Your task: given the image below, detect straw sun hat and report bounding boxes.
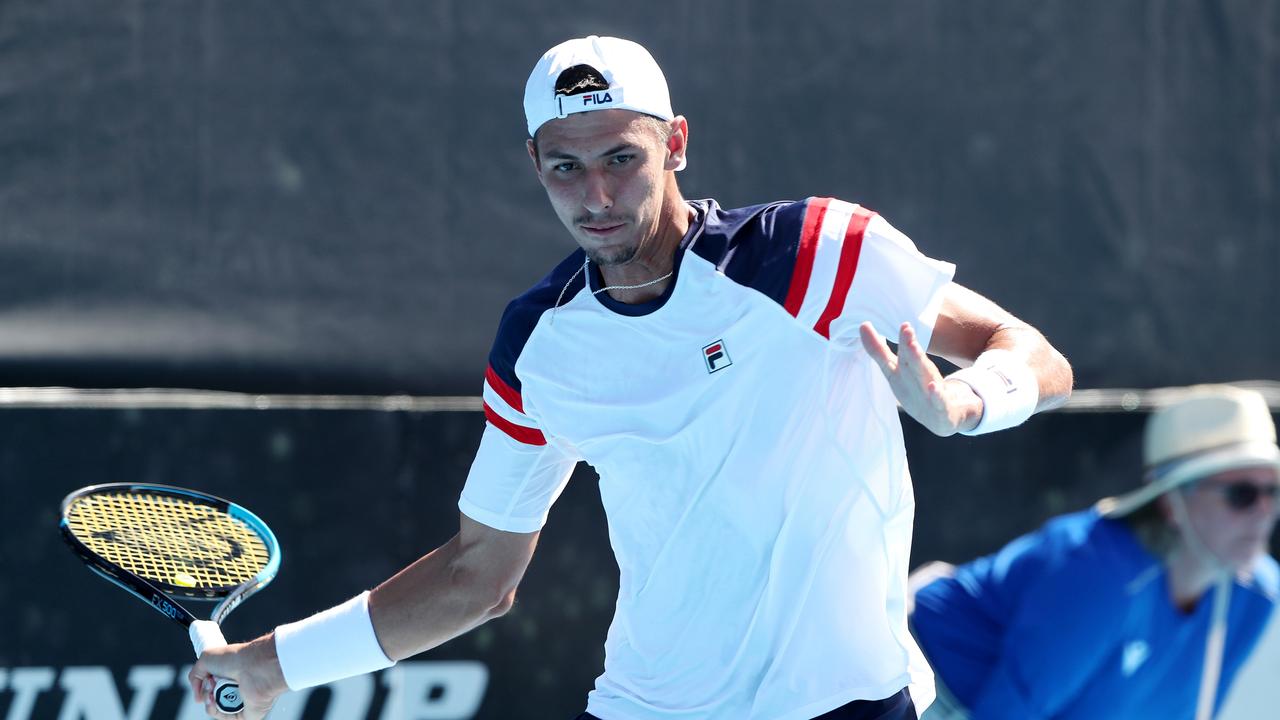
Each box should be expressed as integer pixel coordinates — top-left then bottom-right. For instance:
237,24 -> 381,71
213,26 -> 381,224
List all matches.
1098,385 -> 1280,518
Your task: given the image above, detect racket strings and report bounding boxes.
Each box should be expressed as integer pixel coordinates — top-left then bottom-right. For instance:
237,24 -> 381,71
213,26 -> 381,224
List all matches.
65,492 -> 270,591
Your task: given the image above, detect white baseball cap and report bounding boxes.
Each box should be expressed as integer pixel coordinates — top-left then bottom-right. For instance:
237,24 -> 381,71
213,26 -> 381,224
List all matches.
523,36 -> 684,170
1098,384 -> 1280,517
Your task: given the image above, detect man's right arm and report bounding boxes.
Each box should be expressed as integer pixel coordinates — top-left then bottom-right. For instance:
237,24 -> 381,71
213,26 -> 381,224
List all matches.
369,514 -> 540,660
187,513 -> 539,719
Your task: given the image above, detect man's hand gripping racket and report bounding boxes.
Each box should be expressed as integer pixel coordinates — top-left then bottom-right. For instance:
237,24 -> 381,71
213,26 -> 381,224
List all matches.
59,483 -> 281,715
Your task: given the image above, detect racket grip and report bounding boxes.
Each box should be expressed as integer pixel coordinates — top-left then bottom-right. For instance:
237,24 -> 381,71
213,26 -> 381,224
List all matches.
190,620 -> 245,714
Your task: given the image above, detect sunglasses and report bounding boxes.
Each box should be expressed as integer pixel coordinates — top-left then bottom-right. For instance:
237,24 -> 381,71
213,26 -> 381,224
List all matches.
1198,481 -> 1280,511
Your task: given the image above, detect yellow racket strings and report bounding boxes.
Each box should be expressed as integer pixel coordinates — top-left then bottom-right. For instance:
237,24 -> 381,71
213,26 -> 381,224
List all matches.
65,491 -> 270,590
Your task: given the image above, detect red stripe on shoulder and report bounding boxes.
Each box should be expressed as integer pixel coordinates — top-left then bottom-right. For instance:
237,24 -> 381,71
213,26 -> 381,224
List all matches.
814,206 -> 875,339
782,197 -> 832,317
484,402 -> 546,446
485,365 -> 525,413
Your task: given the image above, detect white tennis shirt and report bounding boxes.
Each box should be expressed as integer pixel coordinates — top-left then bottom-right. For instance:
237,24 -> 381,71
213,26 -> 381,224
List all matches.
461,198 -> 955,720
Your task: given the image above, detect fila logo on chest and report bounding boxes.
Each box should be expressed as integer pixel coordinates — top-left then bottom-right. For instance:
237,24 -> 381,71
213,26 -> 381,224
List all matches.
703,339 -> 732,373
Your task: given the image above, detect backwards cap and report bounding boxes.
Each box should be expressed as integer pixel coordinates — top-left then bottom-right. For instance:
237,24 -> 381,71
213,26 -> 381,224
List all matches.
523,36 -> 684,170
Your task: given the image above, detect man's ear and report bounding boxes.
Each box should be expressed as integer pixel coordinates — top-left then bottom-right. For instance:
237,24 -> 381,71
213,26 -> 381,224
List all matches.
666,116 -> 689,171
527,138 -> 544,181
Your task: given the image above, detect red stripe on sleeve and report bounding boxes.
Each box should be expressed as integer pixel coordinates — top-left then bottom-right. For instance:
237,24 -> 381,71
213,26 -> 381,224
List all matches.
782,197 -> 832,317
484,401 -> 547,446
485,364 -> 525,413
813,207 -> 875,339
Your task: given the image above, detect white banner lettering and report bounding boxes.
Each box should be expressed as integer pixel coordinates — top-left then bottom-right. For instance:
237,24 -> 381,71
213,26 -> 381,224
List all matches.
381,663 -> 488,720
55,666 -> 174,720
271,674 -> 375,720
0,662 -> 488,720
6,667 -> 56,720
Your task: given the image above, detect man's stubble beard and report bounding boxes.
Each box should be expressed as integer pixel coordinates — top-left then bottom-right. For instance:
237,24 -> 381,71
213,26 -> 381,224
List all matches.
585,243 -> 639,267
577,217 -> 641,266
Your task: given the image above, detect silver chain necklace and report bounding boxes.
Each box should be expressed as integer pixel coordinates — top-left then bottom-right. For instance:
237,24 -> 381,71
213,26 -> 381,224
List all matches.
554,258 -> 673,310
550,204 -> 706,322
592,265 -> 674,295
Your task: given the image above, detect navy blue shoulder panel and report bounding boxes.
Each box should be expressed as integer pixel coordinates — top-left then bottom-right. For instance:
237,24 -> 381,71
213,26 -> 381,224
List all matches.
487,249 -> 587,393
686,198 -> 809,306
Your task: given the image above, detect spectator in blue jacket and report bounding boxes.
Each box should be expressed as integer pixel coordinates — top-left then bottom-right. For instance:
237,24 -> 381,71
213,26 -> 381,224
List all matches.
910,384 -> 1280,720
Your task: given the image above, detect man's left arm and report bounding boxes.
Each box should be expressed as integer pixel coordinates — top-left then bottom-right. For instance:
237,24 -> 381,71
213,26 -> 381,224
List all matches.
859,282 -> 1072,437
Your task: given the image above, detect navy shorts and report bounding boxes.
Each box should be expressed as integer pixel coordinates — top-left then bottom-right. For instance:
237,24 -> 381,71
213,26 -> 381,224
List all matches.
574,688 -> 915,720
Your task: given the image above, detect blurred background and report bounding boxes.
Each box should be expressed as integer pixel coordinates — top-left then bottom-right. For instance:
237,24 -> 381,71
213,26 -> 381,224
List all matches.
0,1 -> 1276,718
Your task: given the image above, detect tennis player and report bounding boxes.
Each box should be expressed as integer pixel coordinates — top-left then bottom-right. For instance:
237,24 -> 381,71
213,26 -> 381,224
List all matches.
189,36 -> 1073,719
910,385 -> 1279,719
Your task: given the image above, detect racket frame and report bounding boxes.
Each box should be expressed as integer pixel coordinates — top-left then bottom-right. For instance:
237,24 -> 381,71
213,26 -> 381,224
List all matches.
59,482 -> 282,712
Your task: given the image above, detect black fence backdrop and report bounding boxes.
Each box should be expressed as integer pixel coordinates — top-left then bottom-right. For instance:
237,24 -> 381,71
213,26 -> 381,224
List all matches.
0,0 -> 1276,393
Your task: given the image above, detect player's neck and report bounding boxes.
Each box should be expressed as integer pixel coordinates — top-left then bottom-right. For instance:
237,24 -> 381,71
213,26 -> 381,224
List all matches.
597,185 -> 691,304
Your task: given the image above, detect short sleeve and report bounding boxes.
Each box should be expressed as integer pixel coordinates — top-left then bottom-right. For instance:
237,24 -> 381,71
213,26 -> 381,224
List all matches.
775,198 -> 954,348
458,364 -> 579,533
825,213 -> 956,349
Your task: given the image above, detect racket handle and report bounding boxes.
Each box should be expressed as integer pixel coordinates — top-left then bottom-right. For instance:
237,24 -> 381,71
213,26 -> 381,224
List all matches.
190,620 -> 245,714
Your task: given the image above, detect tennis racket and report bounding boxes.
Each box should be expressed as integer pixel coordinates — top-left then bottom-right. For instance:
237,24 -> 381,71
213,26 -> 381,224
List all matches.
59,483 -> 281,714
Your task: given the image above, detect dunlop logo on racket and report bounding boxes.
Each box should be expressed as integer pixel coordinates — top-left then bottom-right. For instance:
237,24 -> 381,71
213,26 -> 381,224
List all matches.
89,519 -> 247,575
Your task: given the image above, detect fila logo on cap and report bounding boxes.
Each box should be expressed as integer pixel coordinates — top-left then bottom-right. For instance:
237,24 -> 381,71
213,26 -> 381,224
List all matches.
556,90 -> 618,117
703,340 -> 732,374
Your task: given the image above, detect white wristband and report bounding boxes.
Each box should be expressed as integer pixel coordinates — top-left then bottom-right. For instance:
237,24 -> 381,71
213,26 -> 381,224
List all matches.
949,349 -> 1039,436
273,590 -> 395,690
